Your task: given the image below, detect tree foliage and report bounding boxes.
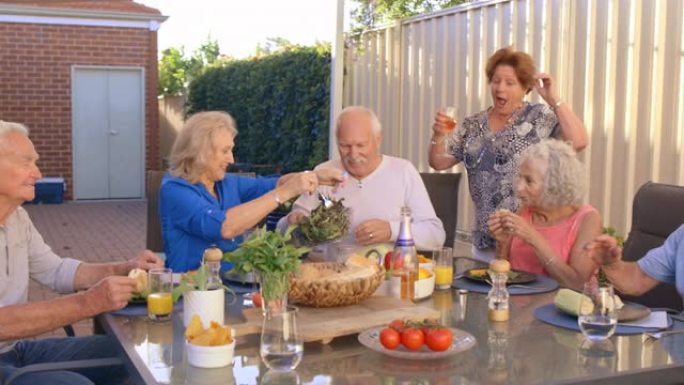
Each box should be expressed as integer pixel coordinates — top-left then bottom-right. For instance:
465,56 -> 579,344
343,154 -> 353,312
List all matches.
158,37 -> 221,95
351,0 -> 467,32
187,45 -> 331,173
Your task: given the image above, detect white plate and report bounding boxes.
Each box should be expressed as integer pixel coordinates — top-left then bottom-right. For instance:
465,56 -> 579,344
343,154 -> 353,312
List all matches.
358,327 -> 476,360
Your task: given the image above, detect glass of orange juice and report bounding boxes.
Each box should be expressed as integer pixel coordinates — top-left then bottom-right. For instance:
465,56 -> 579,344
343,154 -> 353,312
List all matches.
148,268 -> 173,322
434,247 -> 454,290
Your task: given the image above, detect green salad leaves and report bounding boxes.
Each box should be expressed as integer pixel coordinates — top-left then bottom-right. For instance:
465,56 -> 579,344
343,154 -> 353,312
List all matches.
224,226 -> 309,307
224,225 -> 309,275
298,196 -> 351,244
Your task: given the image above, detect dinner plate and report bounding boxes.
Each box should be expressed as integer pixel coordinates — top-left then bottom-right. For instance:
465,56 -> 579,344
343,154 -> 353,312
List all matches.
463,268 -> 537,285
358,327 -> 476,360
128,295 -> 147,305
555,301 -> 651,322
616,302 -> 651,322
223,271 -> 259,284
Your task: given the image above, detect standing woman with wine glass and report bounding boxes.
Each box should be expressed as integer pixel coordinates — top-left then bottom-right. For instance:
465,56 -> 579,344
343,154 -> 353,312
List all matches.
429,47 -> 588,262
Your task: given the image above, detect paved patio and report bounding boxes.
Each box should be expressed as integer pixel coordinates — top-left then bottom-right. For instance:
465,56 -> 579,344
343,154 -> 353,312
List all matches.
24,200 -> 146,338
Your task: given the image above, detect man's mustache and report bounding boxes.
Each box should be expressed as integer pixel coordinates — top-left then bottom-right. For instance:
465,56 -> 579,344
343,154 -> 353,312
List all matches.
344,156 -> 366,164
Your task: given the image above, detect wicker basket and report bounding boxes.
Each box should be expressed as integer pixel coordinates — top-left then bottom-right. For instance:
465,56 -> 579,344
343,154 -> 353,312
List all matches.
289,262 -> 385,308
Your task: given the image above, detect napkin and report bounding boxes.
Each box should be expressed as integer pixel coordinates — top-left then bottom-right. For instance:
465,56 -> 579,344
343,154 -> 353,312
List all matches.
619,311 -> 669,329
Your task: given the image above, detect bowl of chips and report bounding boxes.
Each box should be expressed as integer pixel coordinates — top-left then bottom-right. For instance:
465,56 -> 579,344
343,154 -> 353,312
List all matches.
185,315 -> 236,368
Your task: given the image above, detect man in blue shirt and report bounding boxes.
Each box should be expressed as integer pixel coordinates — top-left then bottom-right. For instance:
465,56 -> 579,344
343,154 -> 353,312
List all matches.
588,224 -> 684,303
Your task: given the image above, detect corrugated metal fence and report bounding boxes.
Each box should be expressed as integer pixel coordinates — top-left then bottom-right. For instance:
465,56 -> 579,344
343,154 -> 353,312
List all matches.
344,0 -> 684,240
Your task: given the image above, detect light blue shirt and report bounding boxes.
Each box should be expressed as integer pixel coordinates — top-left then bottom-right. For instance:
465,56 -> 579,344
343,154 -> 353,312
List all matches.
159,173 -> 277,273
637,224 -> 684,302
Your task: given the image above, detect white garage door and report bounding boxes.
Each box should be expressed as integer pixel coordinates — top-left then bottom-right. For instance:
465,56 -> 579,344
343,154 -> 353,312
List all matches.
72,67 -> 144,200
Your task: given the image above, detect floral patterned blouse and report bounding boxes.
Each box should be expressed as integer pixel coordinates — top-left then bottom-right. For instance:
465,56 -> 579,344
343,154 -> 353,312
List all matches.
446,102 -> 559,249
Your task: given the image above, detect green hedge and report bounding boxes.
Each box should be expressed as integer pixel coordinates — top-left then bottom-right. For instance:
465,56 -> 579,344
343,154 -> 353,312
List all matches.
187,46 -> 331,173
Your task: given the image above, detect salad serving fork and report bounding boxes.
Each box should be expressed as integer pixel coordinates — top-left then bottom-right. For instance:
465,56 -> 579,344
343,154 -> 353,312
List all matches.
319,191 -> 334,208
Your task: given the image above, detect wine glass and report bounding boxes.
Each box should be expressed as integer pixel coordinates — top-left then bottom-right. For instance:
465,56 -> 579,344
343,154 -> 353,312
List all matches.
578,282 -> 618,342
442,106 -> 458,132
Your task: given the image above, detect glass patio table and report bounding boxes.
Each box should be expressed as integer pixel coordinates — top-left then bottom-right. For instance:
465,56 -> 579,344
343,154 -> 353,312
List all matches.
95,287 -> 684,385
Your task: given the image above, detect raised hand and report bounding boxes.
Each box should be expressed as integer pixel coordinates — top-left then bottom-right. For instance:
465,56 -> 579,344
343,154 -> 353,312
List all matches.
131,250 -> 164,271
495,210 -> 541,246
585,235 -> 623,266
488,211 -> 513,244
86,276 -> 137,313
534,72 -> 560,106
432,111 -> 457,138
314,168 -> 346,187
282,171 -> 319,198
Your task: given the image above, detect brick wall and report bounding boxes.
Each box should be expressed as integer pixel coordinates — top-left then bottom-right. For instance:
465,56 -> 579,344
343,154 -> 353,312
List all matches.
0,22 -> 160,199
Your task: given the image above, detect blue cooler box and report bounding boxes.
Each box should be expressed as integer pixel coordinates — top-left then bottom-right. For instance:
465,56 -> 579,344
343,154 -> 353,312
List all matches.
30,177 -> 65,204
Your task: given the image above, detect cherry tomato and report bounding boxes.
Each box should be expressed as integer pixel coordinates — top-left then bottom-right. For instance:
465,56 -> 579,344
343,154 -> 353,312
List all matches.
383,251 -> 404,270
401,327 -> 425,351
384,252 -> 393,270
425,328 -> 453,352
252,292 -> 263,308
379,328 -> 401,350
420,319 -> 439,336
388,319 -> 405,333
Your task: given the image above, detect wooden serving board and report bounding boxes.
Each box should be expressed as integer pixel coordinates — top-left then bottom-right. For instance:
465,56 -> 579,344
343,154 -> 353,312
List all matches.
233,296 -> 440,344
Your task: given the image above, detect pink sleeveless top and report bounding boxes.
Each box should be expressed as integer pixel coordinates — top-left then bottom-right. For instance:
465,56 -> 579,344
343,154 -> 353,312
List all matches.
509,205 -> 597,276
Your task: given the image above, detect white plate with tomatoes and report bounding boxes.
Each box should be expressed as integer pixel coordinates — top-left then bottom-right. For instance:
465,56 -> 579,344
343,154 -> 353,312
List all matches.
358,325 -> 476,360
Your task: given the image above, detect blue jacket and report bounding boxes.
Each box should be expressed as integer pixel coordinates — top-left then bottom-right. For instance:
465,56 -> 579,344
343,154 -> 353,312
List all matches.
159,172 -> 277,272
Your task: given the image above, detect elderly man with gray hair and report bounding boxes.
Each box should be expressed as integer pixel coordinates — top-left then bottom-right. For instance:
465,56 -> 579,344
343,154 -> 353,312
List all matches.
0,121 -> 163,384
488,139 -> 602,290
280,106 -> 445,251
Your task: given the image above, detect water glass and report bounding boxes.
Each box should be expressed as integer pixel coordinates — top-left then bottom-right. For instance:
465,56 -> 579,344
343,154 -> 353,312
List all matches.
262,370 -> 301,385
577,339 -> 617,375
578,282 -> 617,342
434,247 -> 454,290
147,268 -> 173,322
260,306 -> 303,371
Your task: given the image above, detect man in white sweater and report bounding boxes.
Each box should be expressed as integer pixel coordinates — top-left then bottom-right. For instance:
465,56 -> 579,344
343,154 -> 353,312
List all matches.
0,121 -> 163,385
281,106 -> 445,251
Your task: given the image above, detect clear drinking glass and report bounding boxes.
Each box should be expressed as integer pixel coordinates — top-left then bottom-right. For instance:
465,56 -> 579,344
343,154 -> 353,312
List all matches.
147,268 -> 173,322
260,306 -> 303,371
334,243 -> 358,264
578,282 -> 618,341
434,247 -> 454,290
262,370 -> 301,385
442,106 -> 458,131
146,322 -> 173,383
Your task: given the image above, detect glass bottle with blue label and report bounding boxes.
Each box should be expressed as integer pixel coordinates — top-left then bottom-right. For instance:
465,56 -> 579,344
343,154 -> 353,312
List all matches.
392,206 -> 418,301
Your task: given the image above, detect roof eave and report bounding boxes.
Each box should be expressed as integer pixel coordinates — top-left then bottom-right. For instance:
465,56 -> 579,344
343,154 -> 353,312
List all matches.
0,3 -> 167,23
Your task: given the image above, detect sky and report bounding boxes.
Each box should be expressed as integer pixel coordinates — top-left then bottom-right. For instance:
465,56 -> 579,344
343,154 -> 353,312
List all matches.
136,0 -> 347,59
